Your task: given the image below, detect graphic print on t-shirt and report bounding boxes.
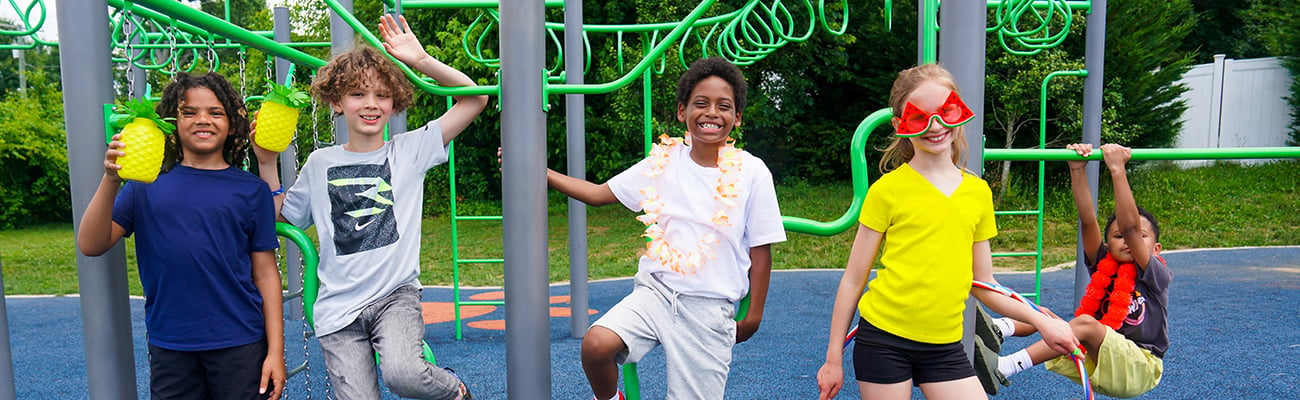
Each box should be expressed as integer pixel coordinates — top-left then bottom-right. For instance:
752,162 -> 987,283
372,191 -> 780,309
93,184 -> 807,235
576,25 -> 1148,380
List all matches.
327,162 -> 399,255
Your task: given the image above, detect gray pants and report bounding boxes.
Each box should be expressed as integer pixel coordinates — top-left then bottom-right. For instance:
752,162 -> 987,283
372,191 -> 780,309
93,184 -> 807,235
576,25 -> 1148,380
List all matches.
594,273 -> 738,400
319,285 -> 461,400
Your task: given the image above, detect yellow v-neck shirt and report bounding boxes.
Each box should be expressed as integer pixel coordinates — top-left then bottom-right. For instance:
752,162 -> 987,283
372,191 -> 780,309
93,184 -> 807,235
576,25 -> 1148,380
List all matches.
857,163 -> 998,344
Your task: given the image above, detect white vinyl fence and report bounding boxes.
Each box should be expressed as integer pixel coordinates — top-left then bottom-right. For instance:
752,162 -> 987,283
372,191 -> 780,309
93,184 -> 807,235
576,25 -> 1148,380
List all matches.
1175,55 -> 1293,166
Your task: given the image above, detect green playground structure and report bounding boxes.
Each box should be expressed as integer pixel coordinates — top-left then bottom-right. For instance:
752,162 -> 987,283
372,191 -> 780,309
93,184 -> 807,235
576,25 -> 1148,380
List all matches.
6,0 -> 1295,398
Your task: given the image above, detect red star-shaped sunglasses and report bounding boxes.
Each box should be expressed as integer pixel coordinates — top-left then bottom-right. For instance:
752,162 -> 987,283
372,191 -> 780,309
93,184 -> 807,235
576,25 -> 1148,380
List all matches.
893,91 -> 975,137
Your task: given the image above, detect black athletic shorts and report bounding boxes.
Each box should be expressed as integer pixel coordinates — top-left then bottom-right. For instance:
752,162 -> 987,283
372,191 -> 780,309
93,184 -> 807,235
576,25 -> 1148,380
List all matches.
148,338 -> 272,400
852,318 -> 975,385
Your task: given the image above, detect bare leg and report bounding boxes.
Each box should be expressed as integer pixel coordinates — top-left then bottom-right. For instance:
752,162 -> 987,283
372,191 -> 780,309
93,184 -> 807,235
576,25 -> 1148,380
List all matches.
581,326 -> 627,399
918,377 -> 989,400
859,380 -> 914,400
1024,314 -> 1109,364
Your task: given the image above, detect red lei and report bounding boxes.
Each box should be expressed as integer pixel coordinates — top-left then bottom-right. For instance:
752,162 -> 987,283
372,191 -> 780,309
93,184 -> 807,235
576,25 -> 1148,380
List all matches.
1074,253 -> 1137,330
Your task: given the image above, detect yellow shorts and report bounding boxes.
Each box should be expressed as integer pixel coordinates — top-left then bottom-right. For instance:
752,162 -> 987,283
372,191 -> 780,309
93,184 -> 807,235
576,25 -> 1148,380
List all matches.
1045,328 -> 1163,398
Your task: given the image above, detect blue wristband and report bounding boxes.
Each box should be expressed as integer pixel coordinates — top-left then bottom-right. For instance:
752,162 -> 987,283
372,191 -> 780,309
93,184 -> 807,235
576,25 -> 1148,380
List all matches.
270,185 -> 285,196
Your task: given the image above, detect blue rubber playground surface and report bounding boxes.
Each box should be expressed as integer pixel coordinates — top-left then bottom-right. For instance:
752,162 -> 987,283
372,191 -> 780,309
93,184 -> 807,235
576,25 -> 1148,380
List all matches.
6,246 -> 1298,399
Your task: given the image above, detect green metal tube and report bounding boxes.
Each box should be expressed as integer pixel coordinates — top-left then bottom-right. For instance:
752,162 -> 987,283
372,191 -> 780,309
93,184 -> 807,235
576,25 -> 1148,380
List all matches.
987,0 -> 1091,11
117,0 -> 326,68
985,147 -> 1300,161
393,0 -> 566,8
275,222 -> 319,327
781,108 -> 892,236
548,0 -> 719,95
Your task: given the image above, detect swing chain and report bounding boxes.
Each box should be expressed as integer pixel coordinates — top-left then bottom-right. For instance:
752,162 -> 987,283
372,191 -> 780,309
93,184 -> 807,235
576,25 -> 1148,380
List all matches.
167,23 -> 179,76
265,51 -> 275,86
206,34 -> 217,72
123,8 -> 136,99
238,48 -> 247,97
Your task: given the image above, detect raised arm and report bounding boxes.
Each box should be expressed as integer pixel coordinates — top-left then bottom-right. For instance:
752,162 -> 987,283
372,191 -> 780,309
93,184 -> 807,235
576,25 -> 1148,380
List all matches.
378,14 -> 488,146
78,135 -> 129,256
817,224 -> 882,400
251,118 -> 288,222
546,168 -> 618,206
1066,143 -> 1102,264
1101,144 -> 1152,270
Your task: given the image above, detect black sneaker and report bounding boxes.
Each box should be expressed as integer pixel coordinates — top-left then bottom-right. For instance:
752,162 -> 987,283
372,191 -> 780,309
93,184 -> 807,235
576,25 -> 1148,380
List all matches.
443,367 -> 474,400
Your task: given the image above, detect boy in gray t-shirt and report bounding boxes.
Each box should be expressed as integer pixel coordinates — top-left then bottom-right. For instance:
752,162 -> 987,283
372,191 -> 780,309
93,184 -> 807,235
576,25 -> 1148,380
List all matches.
254,15 -> 487,400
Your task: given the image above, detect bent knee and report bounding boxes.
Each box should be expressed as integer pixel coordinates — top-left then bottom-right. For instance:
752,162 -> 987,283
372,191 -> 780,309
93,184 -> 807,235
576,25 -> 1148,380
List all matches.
581,326 -> 627,361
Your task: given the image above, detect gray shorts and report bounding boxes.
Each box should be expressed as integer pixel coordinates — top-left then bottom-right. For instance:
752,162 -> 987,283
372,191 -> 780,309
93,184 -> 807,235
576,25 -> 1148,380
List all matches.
593,272 -> 738,400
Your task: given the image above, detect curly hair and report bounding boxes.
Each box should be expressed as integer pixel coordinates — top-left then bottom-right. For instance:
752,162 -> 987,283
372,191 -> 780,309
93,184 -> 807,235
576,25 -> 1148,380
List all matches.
676,56 -> 748,112
311,46 -> 414,114
155,72 -> 250,171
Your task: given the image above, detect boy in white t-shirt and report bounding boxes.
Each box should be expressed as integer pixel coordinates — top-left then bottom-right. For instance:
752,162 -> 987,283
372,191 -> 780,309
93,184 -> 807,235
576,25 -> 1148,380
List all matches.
545,56 -> 787,400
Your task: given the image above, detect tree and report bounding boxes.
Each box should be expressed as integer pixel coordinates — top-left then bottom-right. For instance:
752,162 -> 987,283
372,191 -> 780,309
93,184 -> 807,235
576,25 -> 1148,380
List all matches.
1179,0 -> 1270,63
1101,0 -> 1197,150
1241,0 -> 1300,145
0,62 -> 69,228
984,48 -> 1084,199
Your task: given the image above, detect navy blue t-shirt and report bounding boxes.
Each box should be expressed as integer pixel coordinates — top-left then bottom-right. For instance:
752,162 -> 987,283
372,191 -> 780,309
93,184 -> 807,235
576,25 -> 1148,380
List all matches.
114,165 -> 279,351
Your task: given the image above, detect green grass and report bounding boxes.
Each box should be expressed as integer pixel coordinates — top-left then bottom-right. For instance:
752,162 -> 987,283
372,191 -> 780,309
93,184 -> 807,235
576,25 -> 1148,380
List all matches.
2,160 -> 1297,295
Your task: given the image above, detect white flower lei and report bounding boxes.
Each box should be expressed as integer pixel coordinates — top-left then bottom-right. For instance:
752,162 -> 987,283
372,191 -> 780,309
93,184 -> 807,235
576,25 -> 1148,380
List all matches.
636,133 -> 743,275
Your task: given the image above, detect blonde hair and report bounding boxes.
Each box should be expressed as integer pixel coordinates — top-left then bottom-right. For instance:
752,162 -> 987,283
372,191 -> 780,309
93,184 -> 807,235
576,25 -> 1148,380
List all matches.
878,63 -> 970,173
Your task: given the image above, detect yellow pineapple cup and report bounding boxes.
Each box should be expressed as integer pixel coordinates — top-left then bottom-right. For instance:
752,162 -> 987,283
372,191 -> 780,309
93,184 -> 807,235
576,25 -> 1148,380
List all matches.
109,99 -> 176,184
254,81 -> 310,152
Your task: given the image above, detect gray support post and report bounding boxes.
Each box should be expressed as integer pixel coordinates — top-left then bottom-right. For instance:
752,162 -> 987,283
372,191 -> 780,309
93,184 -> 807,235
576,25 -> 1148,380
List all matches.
58,0 -> 139,398
386,5 -> 407,135
1077,0 -> 1106,304
273,6 -> 304,320
0,258 -> 16,400
501,0 -> 552,395
330,0 -> 353,145
939,0 -> 986,366
563,0 -> 589,338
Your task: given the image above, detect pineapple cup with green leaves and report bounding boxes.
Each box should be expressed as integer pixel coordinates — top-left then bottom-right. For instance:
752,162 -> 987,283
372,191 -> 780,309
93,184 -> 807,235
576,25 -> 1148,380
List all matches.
254,81 -> 310,152
109,99 -> 176,184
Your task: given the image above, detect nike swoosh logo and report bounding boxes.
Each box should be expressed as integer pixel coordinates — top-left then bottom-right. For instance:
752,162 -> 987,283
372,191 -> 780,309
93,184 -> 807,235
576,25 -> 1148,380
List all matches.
355,218 -> 376,231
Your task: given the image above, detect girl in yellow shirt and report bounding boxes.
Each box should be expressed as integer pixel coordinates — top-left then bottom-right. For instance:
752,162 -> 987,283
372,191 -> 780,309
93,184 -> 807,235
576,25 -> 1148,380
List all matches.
815,64 -> 1079,400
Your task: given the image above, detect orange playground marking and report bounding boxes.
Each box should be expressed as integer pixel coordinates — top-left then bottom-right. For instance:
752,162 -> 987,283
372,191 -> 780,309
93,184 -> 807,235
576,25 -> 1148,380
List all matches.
424,290 -> 599,330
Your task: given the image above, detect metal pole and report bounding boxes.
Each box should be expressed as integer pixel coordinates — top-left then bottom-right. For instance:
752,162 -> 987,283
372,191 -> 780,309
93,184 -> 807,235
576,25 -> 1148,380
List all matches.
1078,0 -> 1106,304
14,39 -> 24,97
330,0 -> 354,145
563,0 -> 589,339
940,0 -> 986,366
58,0 -> 139,398
386,3 -> 407,136
273,6 -> 305,320
501,0 -> 551,396
0,258 -> 17,400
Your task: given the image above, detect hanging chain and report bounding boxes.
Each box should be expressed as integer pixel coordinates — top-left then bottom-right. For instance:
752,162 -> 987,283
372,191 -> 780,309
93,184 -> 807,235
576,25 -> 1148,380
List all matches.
300,252 -> 315,400
238,48 -> 248,96
206,34 -> 217,72
124,9 -> 136,99
265,51 -> 275,86
167,24 -> 179,77
310,92 -> 321,151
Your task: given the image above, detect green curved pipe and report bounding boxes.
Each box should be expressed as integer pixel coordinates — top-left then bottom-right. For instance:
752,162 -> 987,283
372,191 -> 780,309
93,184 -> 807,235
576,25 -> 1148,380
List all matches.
781,108 -> 891,236
275,222 -> 319,327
